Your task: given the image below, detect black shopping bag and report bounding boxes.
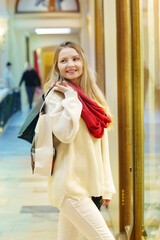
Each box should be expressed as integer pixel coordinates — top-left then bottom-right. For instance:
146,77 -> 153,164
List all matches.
17,98 -> 43,143
18,86 -> 54,144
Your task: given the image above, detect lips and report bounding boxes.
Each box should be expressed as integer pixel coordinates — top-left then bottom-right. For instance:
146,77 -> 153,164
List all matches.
66,69 -> 77,73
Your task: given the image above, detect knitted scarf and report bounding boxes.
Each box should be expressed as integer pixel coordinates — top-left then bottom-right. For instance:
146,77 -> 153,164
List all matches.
68,81 -> 111,138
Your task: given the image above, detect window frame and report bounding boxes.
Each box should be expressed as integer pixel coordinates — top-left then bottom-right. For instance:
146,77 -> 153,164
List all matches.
15,0 -> 80,14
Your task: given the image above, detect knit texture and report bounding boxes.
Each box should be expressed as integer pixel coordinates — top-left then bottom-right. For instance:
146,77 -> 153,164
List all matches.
68,82 -> 111,138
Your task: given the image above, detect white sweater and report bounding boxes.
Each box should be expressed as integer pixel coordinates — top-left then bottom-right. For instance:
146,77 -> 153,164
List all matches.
45,89 -> 116,208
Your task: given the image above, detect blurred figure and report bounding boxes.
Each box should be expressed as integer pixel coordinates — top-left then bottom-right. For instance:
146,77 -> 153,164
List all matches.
2,62 -> 15,88
19,63 -> 41,110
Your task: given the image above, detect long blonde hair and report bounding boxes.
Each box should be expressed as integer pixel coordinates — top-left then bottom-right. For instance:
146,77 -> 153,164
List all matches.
44,41 -> 113,129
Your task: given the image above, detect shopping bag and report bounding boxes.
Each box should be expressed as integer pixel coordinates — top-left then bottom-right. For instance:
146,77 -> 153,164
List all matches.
30,95 -> 55,176
18,98 -> 43,143
18,86 -> 54,144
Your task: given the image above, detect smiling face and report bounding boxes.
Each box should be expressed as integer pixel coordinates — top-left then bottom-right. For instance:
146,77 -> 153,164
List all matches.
57,47 -> 83,85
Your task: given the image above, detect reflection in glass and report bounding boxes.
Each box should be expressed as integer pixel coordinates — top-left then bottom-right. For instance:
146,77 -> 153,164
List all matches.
17,0 -> 49,12
143,0 -> 160,239
55,0 -> 78,11
35,0 -> 49,8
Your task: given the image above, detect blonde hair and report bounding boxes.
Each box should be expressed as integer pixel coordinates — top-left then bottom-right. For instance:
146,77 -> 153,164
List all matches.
44,41 -> 113,129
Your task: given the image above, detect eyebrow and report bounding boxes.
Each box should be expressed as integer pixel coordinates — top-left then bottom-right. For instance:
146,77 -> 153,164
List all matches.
59,54 -> 80,60
72,55 -> 80,57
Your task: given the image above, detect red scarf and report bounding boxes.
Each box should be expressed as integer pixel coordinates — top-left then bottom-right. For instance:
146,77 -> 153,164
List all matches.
68,81 -> 111,138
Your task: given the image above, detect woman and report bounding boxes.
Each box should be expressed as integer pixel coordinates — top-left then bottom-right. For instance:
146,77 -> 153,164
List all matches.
45,41 -> 116,240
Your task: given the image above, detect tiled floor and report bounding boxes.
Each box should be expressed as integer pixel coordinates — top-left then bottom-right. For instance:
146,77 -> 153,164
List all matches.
0,110 -> 113,240
0,110 -> 59,240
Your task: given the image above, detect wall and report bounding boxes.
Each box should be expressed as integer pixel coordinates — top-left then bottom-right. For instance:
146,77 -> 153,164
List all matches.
0,0 -> 8,17
0,0 -> 9,87
88,0 -> 96,71
29,32 -> 80,67
0,18 -> 8,87
104,0 -> 119,235
5,0 -> 27,106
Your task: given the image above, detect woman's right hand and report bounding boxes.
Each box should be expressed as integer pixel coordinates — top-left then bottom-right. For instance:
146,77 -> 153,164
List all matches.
54,80 -> 74,93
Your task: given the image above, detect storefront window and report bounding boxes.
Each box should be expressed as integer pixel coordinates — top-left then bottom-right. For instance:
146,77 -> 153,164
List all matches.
142,0 -> 160,239
17,0 -> 49,12
55,0 -> 79,11
16,0 -> 79,13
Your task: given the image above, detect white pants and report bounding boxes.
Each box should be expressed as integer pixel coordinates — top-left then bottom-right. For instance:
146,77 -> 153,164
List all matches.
58,196 -> 115,240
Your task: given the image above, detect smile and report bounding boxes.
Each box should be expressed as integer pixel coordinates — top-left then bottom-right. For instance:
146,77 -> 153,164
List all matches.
66,69 -> 77,73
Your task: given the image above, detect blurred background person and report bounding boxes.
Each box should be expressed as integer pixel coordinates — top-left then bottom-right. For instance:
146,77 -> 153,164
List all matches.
2,62 -> 15,88
19,63 -> 41,110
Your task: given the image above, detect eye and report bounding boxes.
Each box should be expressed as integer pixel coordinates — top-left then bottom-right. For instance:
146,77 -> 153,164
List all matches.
61,59 -> 66,63
73,57 -> 80,61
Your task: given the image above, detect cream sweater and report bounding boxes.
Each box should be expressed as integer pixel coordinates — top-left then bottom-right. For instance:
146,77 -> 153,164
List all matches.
45,89 -> 116,208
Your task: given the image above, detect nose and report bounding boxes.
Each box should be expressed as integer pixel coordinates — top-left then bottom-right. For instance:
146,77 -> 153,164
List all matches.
67,59 -> 75,67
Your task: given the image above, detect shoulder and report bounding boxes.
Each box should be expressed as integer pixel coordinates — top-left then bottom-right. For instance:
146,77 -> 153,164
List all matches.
46,89 -> 64,103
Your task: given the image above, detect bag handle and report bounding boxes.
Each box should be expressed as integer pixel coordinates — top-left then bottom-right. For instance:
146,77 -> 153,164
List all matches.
42,85 -> 54,101
40,86 -> 55,114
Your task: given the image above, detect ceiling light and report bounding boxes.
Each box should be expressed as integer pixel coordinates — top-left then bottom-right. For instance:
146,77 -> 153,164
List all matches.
35,28 -> 71,34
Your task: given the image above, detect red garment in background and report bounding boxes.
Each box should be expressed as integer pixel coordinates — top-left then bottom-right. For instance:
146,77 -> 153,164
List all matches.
34,51 -> 42,96
34,51 -> 41,84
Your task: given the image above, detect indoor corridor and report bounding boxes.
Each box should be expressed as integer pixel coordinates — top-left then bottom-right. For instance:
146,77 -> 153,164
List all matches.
0,110 -> 113,240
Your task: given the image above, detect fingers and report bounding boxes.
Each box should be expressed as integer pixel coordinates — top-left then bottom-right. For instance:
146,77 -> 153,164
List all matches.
56,80 -> 67,87
61,80 -> 68,87
54,85 -> 64,92
54,80 -> 73,93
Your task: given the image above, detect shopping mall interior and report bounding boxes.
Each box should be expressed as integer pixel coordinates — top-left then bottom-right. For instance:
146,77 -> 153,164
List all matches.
0,0 -> 160,239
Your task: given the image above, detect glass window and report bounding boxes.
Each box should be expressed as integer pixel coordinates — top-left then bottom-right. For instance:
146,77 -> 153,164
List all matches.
16,0 -> 79,13
17,0 -> 49,12
142,0 -> 160,239
55,0 -> 78,11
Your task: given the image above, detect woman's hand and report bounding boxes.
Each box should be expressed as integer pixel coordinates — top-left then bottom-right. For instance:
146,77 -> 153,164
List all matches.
102,199 -> 110,207
54,80 -> 74,93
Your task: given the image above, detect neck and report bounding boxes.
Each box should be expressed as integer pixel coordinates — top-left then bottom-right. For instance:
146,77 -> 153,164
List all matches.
67,78 -> 81,87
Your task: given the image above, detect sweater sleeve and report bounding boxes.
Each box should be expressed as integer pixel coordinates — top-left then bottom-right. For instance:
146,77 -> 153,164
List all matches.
102,130 -> 116,200
46,90 -> 82,144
